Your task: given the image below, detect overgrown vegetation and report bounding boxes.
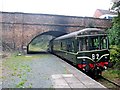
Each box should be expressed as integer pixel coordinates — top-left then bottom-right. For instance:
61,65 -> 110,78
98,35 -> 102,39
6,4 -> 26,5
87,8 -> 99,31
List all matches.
103,1 -> 120,84
110,45 -> 120,71
29,44 -> 46,51
29,35 -> 52,51
107,13 -> 120,71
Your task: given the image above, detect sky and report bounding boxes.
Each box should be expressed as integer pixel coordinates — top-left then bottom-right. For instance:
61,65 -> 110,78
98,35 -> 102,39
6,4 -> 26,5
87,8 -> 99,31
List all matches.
1,0 -> 111,17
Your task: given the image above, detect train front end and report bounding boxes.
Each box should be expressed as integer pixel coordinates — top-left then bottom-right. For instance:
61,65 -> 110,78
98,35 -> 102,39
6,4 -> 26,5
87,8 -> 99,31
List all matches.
76,30 -> 113,75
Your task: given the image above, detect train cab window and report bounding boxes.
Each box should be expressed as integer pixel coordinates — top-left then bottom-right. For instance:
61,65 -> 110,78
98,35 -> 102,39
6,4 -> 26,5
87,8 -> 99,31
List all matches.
78,36 -> 108,51
89,37 -> 100,50
101,37 -> 107,49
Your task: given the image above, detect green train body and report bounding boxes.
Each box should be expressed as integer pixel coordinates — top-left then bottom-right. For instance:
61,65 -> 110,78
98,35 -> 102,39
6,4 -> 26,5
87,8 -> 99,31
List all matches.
49,28 -> 113,75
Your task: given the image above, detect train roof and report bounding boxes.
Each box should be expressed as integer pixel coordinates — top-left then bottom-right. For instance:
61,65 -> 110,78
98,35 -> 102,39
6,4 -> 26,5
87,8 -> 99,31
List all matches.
55,28 -> 106,40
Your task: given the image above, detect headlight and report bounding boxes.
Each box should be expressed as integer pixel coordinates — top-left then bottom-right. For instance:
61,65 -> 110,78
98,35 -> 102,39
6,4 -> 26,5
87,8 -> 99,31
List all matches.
83,59 -> 86,61
82,59 -> 86,64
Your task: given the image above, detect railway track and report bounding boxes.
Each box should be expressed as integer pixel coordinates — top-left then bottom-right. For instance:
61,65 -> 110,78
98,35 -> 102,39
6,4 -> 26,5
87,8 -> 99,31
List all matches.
96,75 -> 120,89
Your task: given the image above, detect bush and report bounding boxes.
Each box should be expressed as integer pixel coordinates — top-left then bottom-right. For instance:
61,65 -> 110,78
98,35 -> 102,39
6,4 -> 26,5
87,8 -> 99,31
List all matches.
110,45 -> 120,71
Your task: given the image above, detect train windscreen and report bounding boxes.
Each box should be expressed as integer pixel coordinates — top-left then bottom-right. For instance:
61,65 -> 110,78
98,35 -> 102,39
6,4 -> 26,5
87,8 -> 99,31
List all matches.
77,35 -> 108,51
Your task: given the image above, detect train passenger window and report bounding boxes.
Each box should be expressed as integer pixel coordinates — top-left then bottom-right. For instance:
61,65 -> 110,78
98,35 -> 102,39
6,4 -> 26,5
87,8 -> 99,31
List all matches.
66,41 -> 71,51
66,40 -> 74,52
61,42 -> 63,49
71,42 -> 74,52
53,41 -> 61,50
62,41 -> 66,51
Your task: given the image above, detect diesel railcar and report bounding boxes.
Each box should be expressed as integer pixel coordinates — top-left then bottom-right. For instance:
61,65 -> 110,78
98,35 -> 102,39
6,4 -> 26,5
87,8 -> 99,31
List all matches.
48,28 -> 113,75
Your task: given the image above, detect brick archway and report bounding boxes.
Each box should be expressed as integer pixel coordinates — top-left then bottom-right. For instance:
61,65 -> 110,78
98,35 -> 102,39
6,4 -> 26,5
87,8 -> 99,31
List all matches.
27,31 -> 68,53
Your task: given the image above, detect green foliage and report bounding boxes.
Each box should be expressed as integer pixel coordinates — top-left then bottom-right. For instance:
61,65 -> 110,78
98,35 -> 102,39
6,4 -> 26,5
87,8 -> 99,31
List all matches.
111,1 -> 120,13
108,0 -> 120,45
16,81 -> 25,88
110,45 -> 120,75
107,12 -> 120,77
108,13 -> 120,45
30,35 -> 52,45
110,45 -> 120,62
29,35 -> 51,51
103,69 -> 120,80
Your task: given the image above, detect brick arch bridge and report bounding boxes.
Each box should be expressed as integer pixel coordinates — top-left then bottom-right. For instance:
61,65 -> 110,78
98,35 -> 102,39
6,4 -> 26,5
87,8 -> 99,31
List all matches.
1,12 -> 112,51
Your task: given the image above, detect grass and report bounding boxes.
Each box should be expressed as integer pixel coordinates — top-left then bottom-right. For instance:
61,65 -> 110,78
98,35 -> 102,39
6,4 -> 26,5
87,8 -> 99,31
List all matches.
97,68 -> 120,88
102,68 -> 120,83
2,53 -> 47,68
100,45 -> 120,87
29,43 -> 48,52
2,54 -> 31,88
16,79 -> 27,88
29,44 -> 45,51
103,69 -> 119,78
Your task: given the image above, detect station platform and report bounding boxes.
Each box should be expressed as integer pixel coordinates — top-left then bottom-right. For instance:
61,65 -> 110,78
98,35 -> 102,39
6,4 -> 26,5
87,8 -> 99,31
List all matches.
51,55 -> 106,88
2,54 -> 107,88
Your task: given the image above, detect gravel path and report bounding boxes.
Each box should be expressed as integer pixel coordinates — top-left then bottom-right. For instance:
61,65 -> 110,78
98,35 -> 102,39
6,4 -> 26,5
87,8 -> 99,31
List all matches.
2,54 -> 70,88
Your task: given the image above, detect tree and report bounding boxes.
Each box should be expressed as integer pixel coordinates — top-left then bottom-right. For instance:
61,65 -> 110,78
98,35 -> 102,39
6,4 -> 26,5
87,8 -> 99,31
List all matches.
108,13 -> 120,45
108,1 -> 120,72
110,0 -> 120,13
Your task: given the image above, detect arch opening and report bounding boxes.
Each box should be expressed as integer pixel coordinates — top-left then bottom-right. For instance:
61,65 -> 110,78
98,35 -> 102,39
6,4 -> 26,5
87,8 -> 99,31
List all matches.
27,31 -> 68,54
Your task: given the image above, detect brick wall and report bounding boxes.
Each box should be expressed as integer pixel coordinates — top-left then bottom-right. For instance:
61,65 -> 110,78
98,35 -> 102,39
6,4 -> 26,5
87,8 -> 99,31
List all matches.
1,12 -> 112,51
